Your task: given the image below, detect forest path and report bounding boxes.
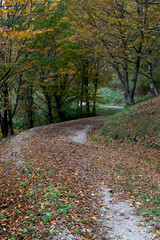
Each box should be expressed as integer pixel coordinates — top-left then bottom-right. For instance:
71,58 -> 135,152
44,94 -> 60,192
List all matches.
0,116 -> 159,239
97,105 -> 124,109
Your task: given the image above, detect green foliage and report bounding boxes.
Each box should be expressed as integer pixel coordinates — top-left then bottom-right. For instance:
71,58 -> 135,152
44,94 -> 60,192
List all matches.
96,107 -> 121,116
1,0 -> 159,137
98,88 -> 125,106
98,88 -> 154,106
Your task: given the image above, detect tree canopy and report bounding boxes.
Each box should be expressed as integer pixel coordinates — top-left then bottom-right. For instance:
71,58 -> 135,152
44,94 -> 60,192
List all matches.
0,0 -> 159,136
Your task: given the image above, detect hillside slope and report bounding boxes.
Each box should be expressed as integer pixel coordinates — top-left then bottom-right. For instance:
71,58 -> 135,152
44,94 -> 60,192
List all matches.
101,97 -> 160,149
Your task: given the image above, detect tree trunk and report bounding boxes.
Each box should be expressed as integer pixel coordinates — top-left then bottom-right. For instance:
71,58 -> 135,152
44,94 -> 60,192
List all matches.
115,53 -> 141,107
1,116 -> 8,137
80,78 -> 84,118
57,110 -> 65,122
43,92 -> 53,123
47,97 -> 53,123
148,58 -> 159,96
1,83 -> 9,137
28,85 -> 34,128
124,92 -> 135,107
92,73 -> 98,116
82,61 -> 90,117
28,111 -> 33,128
150,79 -> 159,96
54,94 -> 65,122
9,120 -> 14,135
40,74 -> 54,123
8,110 -> 14,135
0,115 -> 3,137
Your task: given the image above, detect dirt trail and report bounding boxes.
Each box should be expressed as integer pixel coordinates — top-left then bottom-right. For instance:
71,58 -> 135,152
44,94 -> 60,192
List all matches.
98,105 -> 124,110
0,116 -> 159,239
70,121 -> 155,240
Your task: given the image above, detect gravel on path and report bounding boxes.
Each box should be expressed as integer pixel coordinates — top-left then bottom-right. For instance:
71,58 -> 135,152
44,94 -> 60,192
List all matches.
71,124 -> 155,240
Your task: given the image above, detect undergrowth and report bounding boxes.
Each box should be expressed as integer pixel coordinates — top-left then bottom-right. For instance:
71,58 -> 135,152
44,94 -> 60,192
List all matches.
98,88 -> 153,106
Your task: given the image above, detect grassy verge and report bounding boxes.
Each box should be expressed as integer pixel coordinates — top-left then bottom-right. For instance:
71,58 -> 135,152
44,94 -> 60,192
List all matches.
97,96 -> 160,233
101,97 -> 160,149
98,88 -> 125,106
96,107 -> 121,116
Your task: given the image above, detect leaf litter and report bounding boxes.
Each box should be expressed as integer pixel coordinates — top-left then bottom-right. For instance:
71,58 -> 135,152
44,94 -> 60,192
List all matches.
0,116 -> 160,239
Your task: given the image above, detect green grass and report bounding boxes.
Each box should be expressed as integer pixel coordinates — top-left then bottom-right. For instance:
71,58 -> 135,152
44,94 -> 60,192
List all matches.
96,107 -> 121,116
101,96 -> 160,149
98,88 -> 125,106
98,88 -> 153,106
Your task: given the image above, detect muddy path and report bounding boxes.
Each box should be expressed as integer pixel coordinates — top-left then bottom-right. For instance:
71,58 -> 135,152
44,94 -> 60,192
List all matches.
0,116 -> 159,239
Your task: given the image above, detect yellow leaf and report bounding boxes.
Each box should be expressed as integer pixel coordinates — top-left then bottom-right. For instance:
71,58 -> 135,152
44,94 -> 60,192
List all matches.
64,199 -> 68,204
51,220 -> 55,225
135,202 -> 141,205
90,216 -> 97,220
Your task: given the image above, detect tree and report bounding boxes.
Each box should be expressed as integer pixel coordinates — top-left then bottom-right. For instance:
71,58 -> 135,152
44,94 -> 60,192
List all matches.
0,0 -> 37,136
0,0 -> 74,134
29,0 -> 77,121
69,0 -> 160,106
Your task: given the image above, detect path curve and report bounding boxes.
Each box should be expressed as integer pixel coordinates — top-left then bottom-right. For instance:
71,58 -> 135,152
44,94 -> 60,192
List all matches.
0,116 -> 159,239
70,121 -> 155,240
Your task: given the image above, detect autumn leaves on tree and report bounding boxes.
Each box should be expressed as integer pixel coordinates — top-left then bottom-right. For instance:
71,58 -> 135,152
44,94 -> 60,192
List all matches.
0,0 -> 160,137
69,0 -> 160,105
